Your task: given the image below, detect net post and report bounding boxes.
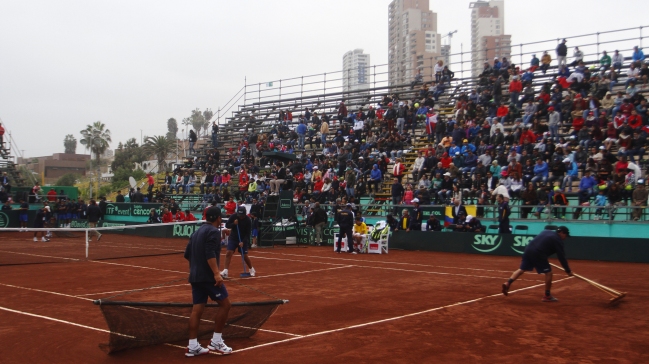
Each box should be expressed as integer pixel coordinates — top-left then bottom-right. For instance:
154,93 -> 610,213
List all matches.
85,229 -> 89,259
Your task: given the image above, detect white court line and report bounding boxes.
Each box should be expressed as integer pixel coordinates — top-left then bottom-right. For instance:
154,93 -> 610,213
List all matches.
0,283 -> 93,301
79,266 -> 354,297
0,250 -> 80,262
89,260 -> 187,274
254,250 -> 514,273
232,277 -> 574,353
0,282 -> 301,338
250,255 -> 542,282
0,305 -> 112,333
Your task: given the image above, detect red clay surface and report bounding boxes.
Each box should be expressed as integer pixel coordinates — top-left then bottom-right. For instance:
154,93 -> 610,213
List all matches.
0,235 -> 648,363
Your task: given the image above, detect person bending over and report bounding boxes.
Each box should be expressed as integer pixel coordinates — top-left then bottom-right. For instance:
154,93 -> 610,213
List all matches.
502,226 -> 573,302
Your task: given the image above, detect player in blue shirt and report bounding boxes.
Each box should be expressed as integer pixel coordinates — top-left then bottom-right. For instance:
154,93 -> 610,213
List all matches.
502,227 -> 573,302
183,207 -> 232,357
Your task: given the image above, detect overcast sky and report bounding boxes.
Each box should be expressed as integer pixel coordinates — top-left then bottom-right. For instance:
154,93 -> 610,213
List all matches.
1,0 -> 646,158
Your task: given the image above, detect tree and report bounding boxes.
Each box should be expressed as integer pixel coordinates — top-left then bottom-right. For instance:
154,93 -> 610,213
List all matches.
80,121 -> 112,199
55,173 -> 80,186
110,138 -> 146,172
64,135 -> 77,154
143,135 -> 175,173
182,108 -> 212,138
166,118 -> 178,141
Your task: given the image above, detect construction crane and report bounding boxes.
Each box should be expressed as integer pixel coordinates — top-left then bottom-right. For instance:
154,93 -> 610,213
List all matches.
442,30 -> 458,47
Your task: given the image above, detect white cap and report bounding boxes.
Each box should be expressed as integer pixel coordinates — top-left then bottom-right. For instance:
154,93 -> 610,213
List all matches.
562,158 -> 571,163
412,198 -> 420,203
465,215 -> 473,223
444,172 -> 451,177
455,152 -> 460,156
599,146 -> 605,150
44,206 -> 50,212
313,166 -> 318,169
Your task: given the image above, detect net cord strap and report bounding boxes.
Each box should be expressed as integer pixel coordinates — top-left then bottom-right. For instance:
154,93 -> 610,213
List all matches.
93,300 -> 288,307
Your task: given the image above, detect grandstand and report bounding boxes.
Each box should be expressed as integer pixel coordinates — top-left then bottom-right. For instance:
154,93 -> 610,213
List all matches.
157,26 -> 649,237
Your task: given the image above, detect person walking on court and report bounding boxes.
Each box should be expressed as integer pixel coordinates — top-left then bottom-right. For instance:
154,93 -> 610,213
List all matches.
497,194 -> 511,234
336,203 -> 354,253
86,199 -> 102,241
312,202 -> 328,246
221,206 -> 256,278
502,227 -> 573,302
184,206 -> 232,357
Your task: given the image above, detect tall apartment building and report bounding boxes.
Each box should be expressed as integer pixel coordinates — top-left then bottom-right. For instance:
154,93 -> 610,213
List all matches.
388,0 -> 442,86
343,49 -> 370,93
469,0 -> 511,77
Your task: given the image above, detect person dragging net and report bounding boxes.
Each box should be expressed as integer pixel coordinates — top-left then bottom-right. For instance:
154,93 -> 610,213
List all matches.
221,206 -> 256,278
502,226 -> 573,302
184,206 -> 233,357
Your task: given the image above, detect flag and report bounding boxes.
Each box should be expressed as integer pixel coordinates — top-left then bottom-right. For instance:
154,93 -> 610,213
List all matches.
444,205 -> 477,226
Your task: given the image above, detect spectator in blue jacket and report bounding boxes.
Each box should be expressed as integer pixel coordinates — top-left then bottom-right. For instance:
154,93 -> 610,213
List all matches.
368,164 -> 382,195
531,158 -> 549,185
561,158 -> 579,192
577,169 -> 598,203
632,46 -> 645,65
296,120 -> 307,149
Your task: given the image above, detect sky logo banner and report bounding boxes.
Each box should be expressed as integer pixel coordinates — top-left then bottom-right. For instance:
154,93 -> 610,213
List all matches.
471,234 -> 502,253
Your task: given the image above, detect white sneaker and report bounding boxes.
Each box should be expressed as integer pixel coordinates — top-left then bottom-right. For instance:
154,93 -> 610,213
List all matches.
33,237 -> 38,242
249,267 -> 256,277
41,237 -> 49,242
220,269 -> 228,278
208,340 -> 232,355
185,345 -> 209,357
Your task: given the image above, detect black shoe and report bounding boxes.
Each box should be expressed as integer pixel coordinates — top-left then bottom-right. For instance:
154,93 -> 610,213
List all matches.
336,250 -> 341,253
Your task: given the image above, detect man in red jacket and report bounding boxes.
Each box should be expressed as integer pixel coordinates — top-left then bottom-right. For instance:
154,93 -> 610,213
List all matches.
509,77 -> 523,105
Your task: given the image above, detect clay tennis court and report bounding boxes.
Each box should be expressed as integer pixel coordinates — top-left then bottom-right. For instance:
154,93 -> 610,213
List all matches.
0,232 -> 648,363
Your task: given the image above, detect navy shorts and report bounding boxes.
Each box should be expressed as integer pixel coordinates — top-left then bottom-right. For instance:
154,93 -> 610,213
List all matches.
227,239 -> 248,254
519,252 -> 551,274
191,282 -> 228,304
251,229 -> 258,238
20,214 -> 28,222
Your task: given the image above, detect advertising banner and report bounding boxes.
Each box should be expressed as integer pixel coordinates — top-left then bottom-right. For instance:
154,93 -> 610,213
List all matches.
389,231 -> 649,263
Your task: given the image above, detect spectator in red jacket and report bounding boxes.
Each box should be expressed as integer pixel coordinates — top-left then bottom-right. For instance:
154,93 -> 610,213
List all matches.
508,77 -> 522,105
537,90 -> 550,105
224,197 -> 237,216
519,126 -> 536,145
496,104 -> 509,119
146,173 -> 154,194
627,109 -> 642,129
161,208 -> 173,223
173,210 -> 185,222
184,210 -> 196,221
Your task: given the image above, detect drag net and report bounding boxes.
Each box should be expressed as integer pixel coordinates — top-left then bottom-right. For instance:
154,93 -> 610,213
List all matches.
0,221 -> 203,266
94,299 -> 286,353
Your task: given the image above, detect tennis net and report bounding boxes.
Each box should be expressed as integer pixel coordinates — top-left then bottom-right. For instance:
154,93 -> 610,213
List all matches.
0,221 -> 204,266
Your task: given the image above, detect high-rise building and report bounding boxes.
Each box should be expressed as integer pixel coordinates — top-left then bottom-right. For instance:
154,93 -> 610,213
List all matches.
469,1 -> 511,77
388,0 -> 442,87
343,49 -> 370,93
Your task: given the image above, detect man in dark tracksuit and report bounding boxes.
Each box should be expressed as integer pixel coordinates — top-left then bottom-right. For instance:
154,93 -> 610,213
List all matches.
336,203 -> 354,253
502,227 -> 573,302
497,194 -> 511,234
184,207 -> 232,357
409,199 -> 423,232
221,206 -> 255,278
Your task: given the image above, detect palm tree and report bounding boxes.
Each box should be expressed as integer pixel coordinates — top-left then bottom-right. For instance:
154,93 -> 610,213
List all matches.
143,135 -> 176,173
80,121 -> 112,198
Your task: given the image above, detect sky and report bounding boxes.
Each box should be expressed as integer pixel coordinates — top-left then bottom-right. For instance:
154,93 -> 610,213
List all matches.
0,0 -> 646,158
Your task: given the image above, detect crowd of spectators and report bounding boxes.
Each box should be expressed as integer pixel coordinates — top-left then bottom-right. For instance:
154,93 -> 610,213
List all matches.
95,44 -> 649,223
